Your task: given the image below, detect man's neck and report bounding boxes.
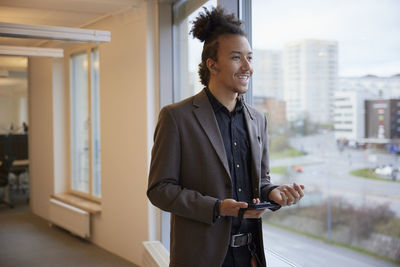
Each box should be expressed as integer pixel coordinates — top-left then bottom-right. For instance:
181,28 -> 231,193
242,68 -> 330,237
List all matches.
208,84 -> 238,112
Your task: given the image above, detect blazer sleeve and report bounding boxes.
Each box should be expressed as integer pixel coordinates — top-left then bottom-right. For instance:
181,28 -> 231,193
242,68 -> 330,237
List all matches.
260,115 -> 280,208
147,107 -> 217,225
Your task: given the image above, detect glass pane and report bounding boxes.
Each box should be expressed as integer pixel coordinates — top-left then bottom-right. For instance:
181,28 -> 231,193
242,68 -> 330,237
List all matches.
70,53 -> 89,194
173,0 -> 217,102
252,0 -> 400,265
91,48 -> 101,198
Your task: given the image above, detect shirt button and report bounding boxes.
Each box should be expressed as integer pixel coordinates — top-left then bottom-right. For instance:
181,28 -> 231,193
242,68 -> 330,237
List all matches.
236,164 -> 240,168
234,142 -> 237,146
238,188 -> 242,192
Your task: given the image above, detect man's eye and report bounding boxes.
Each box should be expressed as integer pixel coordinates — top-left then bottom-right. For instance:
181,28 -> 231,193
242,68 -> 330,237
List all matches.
247,56 -> 253,62
232,56 -> 240,60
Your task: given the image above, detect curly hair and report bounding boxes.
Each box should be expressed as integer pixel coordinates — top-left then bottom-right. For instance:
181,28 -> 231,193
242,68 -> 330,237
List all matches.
190,7 -> 246,86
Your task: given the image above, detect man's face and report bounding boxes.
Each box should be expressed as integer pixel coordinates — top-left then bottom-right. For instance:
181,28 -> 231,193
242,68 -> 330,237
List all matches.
211,34 -> 253,95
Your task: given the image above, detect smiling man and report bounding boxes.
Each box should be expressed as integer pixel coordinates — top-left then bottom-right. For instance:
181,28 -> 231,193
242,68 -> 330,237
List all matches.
147,7 -> 305,267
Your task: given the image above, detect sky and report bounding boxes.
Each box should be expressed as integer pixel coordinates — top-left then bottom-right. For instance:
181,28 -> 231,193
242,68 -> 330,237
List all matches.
252,0 -> 400,77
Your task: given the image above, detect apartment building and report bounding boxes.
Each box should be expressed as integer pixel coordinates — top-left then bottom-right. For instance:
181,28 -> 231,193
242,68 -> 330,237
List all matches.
283,39 -> 338,124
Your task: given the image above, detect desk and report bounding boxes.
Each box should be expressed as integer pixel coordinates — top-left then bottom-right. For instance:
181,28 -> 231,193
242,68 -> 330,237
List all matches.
12,160 -> 29,167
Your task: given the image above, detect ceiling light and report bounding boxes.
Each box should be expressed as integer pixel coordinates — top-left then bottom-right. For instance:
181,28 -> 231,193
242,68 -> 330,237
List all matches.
0,45 -> 63,58
0,22 -> 110,43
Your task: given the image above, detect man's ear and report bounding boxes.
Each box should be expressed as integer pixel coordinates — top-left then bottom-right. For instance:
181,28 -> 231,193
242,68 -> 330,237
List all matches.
206,58 -> 219,73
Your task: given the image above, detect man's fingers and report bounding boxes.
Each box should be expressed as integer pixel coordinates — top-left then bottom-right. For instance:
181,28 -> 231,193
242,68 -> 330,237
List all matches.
286,185 -> 300,204
239,201 -> 248,208
283,187 -> 295,205
280,191 -> 287,205
293,183 -> 305,198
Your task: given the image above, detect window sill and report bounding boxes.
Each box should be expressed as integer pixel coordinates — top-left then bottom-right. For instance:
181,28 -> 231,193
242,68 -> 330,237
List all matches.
51,193 -> 102,214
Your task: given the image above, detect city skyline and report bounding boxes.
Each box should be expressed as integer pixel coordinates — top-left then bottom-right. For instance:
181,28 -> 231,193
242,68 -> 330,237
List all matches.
252,0 -> 400,77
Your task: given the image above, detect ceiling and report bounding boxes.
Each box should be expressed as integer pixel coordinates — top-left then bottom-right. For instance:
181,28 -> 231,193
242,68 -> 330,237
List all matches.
0,0 -> 146,95
0,0 -> 142,72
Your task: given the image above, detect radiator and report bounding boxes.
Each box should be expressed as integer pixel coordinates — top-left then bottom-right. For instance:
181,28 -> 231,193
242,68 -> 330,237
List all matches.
49,198 -> 90,238
142,241 -> 169,267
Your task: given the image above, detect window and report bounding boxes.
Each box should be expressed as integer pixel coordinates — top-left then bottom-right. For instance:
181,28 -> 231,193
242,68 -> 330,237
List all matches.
70,48 -> 101,200
157,0 -> 218,251
173,0 -> 217,102
252,0 -> 400,265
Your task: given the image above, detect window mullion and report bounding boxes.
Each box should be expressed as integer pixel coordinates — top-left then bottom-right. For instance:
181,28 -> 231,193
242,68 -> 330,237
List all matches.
87,49 -> 93,197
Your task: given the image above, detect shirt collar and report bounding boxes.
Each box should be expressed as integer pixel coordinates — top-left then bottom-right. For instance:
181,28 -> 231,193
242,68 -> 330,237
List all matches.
205,87 -> 244,115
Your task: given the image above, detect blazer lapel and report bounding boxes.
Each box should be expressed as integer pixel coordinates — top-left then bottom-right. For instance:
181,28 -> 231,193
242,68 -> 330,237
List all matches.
193,90 -> 231,181
244,107 -> 262,198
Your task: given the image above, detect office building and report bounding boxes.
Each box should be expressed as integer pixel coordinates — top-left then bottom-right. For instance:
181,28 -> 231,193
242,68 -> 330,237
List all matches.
333,90 -> 374,142
253,96 -> 287,127
365,99 -> 400,142
283,39 -> 338,124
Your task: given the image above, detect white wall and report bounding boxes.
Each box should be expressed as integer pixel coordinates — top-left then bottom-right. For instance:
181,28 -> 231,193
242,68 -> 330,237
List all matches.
28,57 -> 55,219
28,1 -> 158,265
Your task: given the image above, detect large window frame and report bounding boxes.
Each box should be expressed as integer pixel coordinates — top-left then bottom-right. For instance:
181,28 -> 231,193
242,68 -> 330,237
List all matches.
69,46 -> 101,202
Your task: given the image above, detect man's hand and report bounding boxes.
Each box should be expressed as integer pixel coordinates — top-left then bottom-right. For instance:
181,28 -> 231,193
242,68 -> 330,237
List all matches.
268,183 -> 305,207
220,198 -> 267,219
220,199 -> 248,217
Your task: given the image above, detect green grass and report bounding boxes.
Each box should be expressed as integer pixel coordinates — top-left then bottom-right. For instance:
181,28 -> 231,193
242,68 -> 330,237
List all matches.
270,148 -> 305,160
270,166 -> 289,174
264,221 -> 400,265
270,162 -> 322,174
350,168 -> 399,183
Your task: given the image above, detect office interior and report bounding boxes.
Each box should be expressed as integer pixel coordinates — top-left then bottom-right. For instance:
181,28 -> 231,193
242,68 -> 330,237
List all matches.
0,0 -> 177,265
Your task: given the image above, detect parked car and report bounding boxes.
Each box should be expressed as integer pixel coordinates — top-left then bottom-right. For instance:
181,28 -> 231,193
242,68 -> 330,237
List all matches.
375,165 -> 399,180
294,166 -> 304,173
375,165 -> 393,176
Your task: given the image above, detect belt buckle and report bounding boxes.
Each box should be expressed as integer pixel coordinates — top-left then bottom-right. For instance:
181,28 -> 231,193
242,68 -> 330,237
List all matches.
230,233 -> 252,248
230,233 -> 243,248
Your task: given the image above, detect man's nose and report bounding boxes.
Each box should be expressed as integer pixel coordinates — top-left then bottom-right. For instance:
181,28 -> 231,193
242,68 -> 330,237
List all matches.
241,58 -> 251,71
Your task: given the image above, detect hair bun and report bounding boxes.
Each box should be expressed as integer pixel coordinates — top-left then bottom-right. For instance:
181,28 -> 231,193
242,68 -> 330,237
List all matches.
190,7 -> 243,43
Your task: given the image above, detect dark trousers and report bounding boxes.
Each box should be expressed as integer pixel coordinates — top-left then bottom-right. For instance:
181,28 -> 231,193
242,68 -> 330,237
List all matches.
222,245 -> 252,267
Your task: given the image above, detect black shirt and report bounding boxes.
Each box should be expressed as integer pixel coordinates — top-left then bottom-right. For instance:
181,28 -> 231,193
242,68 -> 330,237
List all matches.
205,88 -> 258,234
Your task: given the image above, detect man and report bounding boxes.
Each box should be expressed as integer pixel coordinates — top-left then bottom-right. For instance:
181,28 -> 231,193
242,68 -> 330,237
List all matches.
147,7 -> 305,267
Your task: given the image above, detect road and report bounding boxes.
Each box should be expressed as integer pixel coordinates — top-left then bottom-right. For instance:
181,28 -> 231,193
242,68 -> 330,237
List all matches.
263,224 -> 398,267
270,132 -> 400,216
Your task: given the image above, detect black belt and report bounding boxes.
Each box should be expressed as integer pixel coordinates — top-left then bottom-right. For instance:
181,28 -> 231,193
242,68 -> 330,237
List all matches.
230,233 -> 253,248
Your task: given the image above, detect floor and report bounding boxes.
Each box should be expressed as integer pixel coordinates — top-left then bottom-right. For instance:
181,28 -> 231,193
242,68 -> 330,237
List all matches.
0,188 -> 138,267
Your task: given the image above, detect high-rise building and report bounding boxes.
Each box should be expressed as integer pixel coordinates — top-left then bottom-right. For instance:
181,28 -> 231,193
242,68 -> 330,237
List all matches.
283,40 -> 338,124
252,49 -> 283,99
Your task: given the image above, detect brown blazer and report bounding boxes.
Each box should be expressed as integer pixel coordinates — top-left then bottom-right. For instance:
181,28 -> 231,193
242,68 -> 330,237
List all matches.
147,89 -> 277,267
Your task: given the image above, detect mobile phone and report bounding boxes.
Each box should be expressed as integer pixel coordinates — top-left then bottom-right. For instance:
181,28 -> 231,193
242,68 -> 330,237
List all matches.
246,202 -> 280,210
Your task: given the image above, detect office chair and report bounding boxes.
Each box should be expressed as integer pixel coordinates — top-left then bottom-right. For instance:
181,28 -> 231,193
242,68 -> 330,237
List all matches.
0,154 -> 14,208
9,134 -> 29,194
